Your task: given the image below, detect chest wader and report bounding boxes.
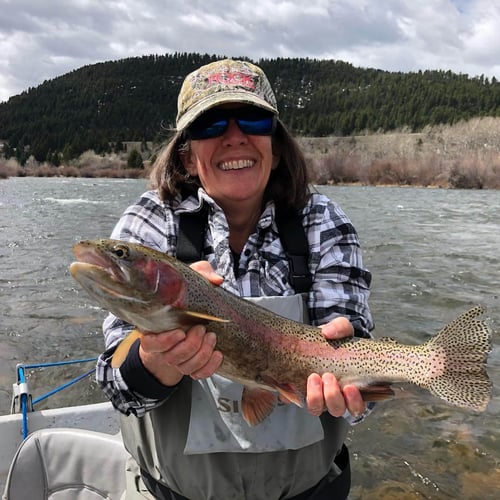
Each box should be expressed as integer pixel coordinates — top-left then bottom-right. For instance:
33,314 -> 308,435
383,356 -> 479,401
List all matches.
120,207 -> 351,500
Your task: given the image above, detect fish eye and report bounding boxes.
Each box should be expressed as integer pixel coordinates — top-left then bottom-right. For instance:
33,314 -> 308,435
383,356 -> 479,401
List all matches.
112,244 -> 129,259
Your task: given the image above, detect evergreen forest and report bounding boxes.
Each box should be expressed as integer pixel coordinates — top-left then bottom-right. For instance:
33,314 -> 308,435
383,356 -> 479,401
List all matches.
0,52 -> 499,164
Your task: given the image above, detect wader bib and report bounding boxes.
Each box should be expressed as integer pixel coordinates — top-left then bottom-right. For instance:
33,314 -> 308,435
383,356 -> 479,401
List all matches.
120,294 -> 350,500
120,204 -> 351,499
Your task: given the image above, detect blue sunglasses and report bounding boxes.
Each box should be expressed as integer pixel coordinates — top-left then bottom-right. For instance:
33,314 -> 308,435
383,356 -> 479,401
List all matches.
186,107 -> 277,140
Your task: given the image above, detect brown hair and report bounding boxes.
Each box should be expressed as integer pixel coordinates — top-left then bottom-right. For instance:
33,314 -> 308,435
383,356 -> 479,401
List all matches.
149,120 -> 310,210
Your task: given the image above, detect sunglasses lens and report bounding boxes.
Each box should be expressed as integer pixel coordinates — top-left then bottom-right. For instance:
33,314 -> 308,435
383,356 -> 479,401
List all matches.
238,116 -> 274,135
187,108 -> 276,140
189,119 -> 228,140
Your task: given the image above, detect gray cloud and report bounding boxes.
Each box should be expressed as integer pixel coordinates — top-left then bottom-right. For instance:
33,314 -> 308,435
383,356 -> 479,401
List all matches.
0,0 -> 499,103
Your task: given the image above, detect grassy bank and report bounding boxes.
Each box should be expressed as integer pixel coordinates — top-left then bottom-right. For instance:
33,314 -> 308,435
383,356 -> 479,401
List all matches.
2,117 -> 500,189
302,116 -> 500,189
307,150 -> 500,189
0,151 -> 150,180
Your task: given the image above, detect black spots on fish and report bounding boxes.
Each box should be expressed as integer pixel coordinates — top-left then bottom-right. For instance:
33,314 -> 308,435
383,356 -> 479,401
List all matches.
429,306 -> 492,360
425,374 -> 492,412
377,337 -> 398,344
422,306 -> 492,412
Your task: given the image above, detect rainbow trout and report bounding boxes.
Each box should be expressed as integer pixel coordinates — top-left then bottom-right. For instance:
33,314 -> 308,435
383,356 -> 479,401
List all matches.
70,239 -> 492,425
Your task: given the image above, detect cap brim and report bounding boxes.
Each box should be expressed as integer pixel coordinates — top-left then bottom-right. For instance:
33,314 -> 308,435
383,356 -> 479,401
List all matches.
176,91 -> 278,130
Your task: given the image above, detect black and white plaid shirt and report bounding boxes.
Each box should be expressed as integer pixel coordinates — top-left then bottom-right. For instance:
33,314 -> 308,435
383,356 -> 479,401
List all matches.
96,188 -> 373,419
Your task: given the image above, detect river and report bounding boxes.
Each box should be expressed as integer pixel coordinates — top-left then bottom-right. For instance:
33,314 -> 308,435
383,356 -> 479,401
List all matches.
1,177 -> 499,498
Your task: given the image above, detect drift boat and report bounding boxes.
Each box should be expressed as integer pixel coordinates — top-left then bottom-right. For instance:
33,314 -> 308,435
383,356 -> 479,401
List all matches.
0,360 -> 127,500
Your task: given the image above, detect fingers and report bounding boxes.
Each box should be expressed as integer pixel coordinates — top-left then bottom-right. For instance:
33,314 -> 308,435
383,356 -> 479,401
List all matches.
306,373 -> 326,416
140,328 -> 186,354
152,325 -> 208,366
320,316 -> 354,340
189,260 -> 224,285
139,325 -> 223,386
173,329 -> 222,380
322,373 -> 347,416
342,384 -> 366,417
306,373 -> 366,418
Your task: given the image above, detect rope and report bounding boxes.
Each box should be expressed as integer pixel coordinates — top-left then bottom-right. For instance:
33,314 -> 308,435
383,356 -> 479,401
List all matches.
15,357 -> 98,439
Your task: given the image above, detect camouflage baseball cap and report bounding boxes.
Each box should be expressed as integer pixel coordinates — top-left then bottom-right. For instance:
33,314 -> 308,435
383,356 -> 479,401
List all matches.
176,59 -> 278,130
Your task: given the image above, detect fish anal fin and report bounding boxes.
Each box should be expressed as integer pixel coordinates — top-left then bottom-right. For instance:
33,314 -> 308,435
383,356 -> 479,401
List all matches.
111,329 -> 143,368
359,383 -> 396,402
259,374 -> 304,407
184,311 -> 230,323
241,387 -> 277,426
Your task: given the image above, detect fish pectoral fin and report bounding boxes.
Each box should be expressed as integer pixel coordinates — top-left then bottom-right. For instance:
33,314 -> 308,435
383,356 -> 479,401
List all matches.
111,329 -> 144,368
183,311 -> 230,323
358,383 -> 396,402
241,387 -> 277,426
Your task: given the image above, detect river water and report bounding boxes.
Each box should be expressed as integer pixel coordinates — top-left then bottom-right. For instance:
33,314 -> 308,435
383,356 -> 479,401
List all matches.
1,177 -> 499,498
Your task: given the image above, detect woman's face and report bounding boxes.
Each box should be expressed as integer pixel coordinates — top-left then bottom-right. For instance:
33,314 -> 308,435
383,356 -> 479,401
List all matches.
181,106 -> 279,212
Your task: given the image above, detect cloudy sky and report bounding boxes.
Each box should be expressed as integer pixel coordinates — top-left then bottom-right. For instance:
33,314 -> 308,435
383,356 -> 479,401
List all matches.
1,0 -> 499,103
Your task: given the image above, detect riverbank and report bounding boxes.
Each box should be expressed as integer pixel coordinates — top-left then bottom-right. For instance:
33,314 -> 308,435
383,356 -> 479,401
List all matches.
2,117 -> 499,188
300,116 -> 500,189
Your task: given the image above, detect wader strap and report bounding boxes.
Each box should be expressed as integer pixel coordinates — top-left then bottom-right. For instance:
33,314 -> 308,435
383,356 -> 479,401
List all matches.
275,208 -> 313,294
176,206 -> 208,264
140,444 -> 350,500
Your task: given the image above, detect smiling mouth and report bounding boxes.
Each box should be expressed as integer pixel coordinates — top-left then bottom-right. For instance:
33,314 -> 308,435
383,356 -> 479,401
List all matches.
218,159 -> 255,171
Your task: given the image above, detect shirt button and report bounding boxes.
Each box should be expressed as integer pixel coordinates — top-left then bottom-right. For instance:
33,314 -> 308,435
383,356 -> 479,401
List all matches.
244,249 -> 251,256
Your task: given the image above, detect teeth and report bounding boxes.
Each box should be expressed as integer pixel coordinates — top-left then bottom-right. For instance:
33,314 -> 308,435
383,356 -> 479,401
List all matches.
218,159 -> 254,171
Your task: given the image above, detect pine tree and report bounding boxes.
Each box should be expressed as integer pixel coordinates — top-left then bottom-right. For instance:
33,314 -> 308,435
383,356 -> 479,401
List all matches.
127,149 -> 143,169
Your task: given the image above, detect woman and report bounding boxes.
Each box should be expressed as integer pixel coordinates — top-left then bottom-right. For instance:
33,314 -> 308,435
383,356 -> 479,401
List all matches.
97,59 -> 373,500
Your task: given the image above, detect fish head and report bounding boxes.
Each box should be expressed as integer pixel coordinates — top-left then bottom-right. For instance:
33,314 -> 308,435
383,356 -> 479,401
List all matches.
70,239 -> 186,330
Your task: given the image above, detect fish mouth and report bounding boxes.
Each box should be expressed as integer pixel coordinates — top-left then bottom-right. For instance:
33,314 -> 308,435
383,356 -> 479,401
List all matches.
72,242 -> 125,282
218,159 -> 255,171
70,243 -> 140,300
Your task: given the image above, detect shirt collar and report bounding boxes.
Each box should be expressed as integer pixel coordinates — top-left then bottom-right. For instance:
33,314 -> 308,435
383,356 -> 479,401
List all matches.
176,188 -> 276,230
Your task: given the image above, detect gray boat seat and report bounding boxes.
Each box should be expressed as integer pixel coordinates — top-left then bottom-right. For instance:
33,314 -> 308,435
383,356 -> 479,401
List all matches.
3,428 -> 128,499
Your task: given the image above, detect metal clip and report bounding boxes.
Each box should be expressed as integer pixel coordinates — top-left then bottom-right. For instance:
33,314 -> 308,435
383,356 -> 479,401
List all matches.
11,381 -> 33,414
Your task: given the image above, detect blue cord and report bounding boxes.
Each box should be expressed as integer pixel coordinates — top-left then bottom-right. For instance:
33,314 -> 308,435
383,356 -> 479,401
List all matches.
16,358 -> 98,439
32,368 -> 95,405
20,358 -> 98,370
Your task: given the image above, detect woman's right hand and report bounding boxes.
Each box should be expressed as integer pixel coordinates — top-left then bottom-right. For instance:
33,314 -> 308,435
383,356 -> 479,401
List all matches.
139,260 -> 224,387
139,325 -> 223,386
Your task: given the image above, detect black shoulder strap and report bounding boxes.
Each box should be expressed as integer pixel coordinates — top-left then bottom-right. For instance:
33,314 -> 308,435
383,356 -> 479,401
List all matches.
275,208 -> 312,294
176,206 -> 208,264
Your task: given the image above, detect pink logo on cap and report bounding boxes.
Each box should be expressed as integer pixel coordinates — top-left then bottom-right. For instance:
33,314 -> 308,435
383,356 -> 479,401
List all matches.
207,72 -> 256,89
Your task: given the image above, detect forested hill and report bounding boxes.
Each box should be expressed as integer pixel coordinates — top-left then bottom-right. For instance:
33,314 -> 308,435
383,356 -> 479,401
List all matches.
1,52 -> 499,163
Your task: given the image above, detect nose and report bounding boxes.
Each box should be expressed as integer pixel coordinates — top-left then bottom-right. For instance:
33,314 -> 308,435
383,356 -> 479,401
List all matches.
221,119 -> 248,145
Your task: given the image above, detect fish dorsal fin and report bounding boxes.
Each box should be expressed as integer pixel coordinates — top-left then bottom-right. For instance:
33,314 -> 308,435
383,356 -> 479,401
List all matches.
111,329 -> 144,368
241,387 -> 277,426
184,311 -> 230,323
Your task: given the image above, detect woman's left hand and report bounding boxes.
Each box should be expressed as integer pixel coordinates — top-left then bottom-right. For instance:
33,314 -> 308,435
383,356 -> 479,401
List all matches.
306,317 -> 366,418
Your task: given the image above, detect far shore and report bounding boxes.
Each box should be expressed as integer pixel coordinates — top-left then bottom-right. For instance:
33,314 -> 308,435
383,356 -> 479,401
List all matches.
2,116 -> 500,189
1,159 -> 498,190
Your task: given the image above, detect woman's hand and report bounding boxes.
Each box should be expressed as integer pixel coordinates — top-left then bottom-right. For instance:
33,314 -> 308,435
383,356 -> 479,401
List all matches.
306,317 -> 366,418
138,261 -> 224,387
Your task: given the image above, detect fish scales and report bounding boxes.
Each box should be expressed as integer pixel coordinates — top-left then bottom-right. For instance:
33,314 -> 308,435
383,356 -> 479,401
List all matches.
181,272 -> 448,386
70,239 -> 493,425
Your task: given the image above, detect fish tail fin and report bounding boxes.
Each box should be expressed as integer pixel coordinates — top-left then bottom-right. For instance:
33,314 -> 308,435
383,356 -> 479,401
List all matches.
423,306 -> 492,411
